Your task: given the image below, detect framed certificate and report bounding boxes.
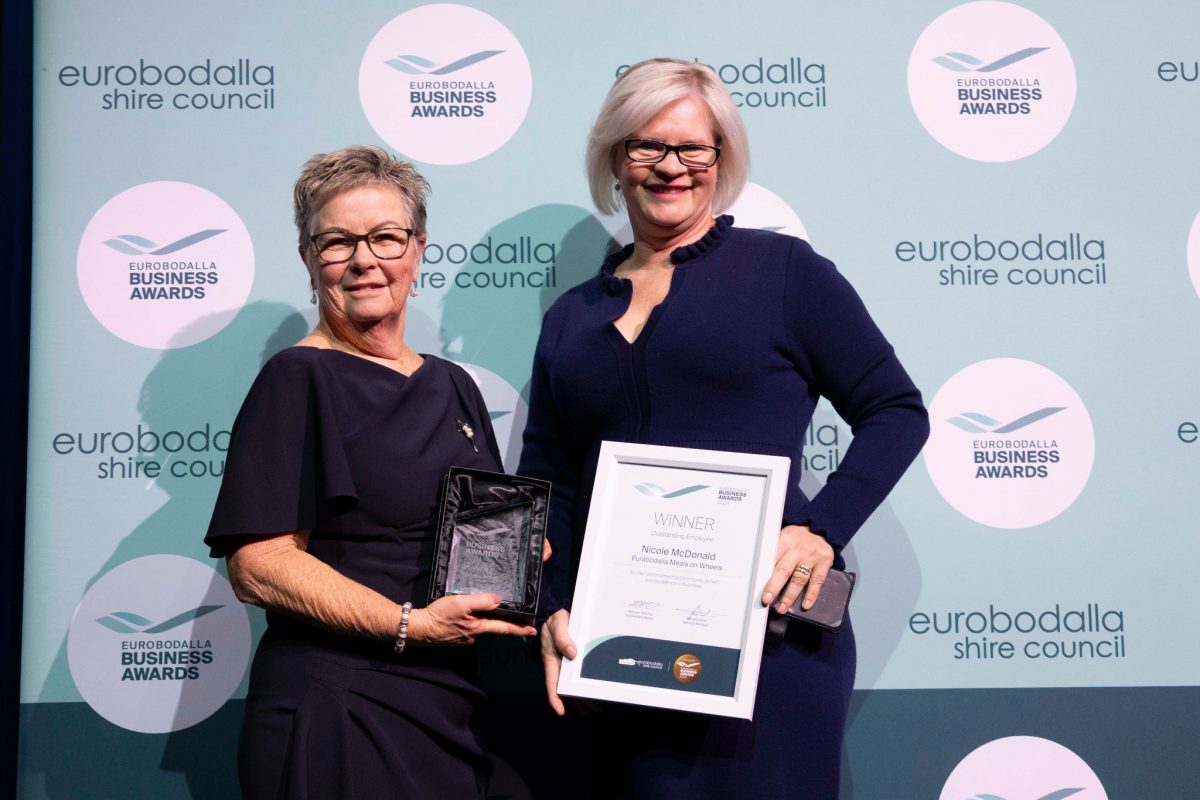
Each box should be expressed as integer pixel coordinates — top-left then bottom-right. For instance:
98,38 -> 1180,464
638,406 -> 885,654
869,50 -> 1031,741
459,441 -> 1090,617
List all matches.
557,441 -> 790,719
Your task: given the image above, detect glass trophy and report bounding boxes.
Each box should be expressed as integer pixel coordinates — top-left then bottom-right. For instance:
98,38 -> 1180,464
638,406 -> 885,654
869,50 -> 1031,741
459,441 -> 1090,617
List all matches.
430,467 -> 550,623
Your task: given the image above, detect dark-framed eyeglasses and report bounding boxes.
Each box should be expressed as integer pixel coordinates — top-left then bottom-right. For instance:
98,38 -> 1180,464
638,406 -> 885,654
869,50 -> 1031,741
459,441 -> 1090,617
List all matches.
308,227 -> 416,264
623,138 -> 721,168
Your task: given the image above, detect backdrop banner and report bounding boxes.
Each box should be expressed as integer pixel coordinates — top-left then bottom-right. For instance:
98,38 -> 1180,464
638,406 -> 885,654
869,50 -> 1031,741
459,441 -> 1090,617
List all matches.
20,2 -> 1199,797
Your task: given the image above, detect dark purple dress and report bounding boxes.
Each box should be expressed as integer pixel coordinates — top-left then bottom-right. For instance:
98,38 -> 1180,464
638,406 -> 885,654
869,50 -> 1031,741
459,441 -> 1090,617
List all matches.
205,348 -> 503,800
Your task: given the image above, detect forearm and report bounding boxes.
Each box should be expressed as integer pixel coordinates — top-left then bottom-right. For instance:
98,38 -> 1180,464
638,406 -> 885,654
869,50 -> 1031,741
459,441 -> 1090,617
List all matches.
800,405 -> 929,546
228,532 -> 400,642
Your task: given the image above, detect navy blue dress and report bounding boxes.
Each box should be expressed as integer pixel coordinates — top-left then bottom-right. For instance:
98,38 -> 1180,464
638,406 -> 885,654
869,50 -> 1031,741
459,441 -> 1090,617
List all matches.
518,217 -> 929,798
206,348 -> 503,800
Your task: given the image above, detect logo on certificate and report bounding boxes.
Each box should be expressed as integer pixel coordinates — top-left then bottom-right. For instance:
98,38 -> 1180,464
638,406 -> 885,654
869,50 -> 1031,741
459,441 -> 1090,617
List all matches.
672,654 -> 703,684
617,656 -> 665,671
716,486 -> 748,504
634,482 -> 709,499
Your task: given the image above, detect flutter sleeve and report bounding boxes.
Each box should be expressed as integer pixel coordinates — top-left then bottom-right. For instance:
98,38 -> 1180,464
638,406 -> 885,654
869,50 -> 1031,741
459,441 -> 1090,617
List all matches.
783,239 -> 930,548
205,350 -> 358,557
517,304 -> 580,621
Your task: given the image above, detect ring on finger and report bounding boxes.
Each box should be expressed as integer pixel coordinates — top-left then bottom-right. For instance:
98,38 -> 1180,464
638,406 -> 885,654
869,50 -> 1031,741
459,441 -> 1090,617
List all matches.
793,564 -> 813,577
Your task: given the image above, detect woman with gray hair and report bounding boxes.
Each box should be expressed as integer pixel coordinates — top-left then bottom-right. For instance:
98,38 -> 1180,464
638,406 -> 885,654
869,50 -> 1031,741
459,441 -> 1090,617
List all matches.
520,58 -> 929,797
206,146 -> 536,799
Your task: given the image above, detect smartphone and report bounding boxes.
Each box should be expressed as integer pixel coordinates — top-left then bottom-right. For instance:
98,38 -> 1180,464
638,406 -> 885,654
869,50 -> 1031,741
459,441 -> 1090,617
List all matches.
784,569 -> 856,632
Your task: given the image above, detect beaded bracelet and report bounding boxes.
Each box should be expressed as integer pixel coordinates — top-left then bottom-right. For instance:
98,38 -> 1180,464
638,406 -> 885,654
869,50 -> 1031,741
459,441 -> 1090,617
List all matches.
394,601 -> 413,654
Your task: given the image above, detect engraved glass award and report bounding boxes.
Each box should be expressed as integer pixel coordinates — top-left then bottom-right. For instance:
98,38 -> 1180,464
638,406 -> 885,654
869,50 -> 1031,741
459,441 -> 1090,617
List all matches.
430,467 -> 550,623
445,499 -> 531,603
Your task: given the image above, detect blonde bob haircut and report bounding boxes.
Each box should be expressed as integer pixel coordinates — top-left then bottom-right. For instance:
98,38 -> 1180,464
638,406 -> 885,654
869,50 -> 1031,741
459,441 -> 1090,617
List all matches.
293,145 -> 430,248
586,57 -> 749,216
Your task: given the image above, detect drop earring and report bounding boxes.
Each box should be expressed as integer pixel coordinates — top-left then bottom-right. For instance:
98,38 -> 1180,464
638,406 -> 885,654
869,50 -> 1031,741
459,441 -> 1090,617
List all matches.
309,287 -> 317,305
409,281 -> 419,298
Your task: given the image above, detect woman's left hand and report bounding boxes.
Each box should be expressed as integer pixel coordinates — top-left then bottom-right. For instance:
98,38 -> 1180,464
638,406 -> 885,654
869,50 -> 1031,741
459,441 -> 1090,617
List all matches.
761,524 -> 835,614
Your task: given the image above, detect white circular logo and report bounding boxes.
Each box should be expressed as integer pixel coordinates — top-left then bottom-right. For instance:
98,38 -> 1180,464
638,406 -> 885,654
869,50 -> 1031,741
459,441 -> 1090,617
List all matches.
1188,209 -> 1200,300
725,182 -> 810,242
77,181 -> 254,350
941,736 -> 1108,799
908,1 -> 1076,162
67,555 -> 251,733
359,4 -> 532,165
924,358 -> 1094,528
457,361 -> 528,471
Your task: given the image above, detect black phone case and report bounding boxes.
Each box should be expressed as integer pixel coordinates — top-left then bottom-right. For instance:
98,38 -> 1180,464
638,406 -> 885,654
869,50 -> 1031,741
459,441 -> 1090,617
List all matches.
784,569 -> 856,631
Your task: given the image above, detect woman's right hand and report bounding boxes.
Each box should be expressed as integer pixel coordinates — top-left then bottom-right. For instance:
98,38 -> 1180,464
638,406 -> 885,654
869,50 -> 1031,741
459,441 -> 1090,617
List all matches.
407,593 -> 536,646
540,609 -> 576,715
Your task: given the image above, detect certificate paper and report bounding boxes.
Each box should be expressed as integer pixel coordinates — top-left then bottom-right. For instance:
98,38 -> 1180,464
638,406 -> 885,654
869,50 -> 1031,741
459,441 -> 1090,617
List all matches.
557,442 -> 789,719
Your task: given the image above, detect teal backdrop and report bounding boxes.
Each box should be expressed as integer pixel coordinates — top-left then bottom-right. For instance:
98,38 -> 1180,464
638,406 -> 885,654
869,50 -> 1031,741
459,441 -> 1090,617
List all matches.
18,2 -> 1200,797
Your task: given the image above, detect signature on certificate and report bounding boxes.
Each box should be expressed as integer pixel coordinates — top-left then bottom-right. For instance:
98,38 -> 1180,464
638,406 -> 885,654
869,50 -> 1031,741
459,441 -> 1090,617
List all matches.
677,604 -> 726,621
627,600 -> 661,610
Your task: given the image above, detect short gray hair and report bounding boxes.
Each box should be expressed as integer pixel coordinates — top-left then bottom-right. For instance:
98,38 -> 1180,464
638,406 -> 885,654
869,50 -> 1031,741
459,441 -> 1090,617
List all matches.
586,58 -> 749,215
293,145 -> 430,247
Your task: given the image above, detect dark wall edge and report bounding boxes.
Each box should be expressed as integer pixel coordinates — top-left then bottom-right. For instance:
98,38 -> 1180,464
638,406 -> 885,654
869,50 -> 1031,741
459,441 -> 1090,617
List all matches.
2,0 -> 34,797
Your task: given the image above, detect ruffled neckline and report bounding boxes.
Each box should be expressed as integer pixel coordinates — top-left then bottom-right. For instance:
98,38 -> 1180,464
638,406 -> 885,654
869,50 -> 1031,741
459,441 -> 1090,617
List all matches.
600,214 -> 734,292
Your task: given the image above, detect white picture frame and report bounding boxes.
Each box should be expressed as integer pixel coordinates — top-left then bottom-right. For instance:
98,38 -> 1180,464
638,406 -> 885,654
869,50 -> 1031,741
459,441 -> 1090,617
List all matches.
557,441 -> 790,719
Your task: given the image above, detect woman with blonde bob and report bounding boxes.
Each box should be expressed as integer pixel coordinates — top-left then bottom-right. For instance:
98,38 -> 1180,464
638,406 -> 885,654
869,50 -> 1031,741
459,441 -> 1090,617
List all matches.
520,58 -> 929,797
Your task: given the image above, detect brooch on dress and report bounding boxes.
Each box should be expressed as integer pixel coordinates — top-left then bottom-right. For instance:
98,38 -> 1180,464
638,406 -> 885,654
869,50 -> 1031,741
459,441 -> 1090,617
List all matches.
456,419 -> 478,452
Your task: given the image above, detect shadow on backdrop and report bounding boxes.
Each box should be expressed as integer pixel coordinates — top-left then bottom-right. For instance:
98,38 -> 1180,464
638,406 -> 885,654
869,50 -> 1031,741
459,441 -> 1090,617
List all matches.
20,301 -> 306,799
431,205 -> 618,798
798,400 -> 922,797
435,203 -> 618,393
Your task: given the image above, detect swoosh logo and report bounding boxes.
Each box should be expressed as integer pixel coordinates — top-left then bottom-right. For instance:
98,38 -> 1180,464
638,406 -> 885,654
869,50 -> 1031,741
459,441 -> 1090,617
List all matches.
386,50 -> 504,75
947,407 -> 1066,434
634,483 -> 709,499
933,47 -> 1049,73
968,789 -> 1084,800
103,229 -> 227,255
95,605 -> 224,634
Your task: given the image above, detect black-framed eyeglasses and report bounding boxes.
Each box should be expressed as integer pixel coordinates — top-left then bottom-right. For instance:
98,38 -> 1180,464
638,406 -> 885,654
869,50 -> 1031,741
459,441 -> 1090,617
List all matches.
623,138 -> 721,168
308,227 -> 416,264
